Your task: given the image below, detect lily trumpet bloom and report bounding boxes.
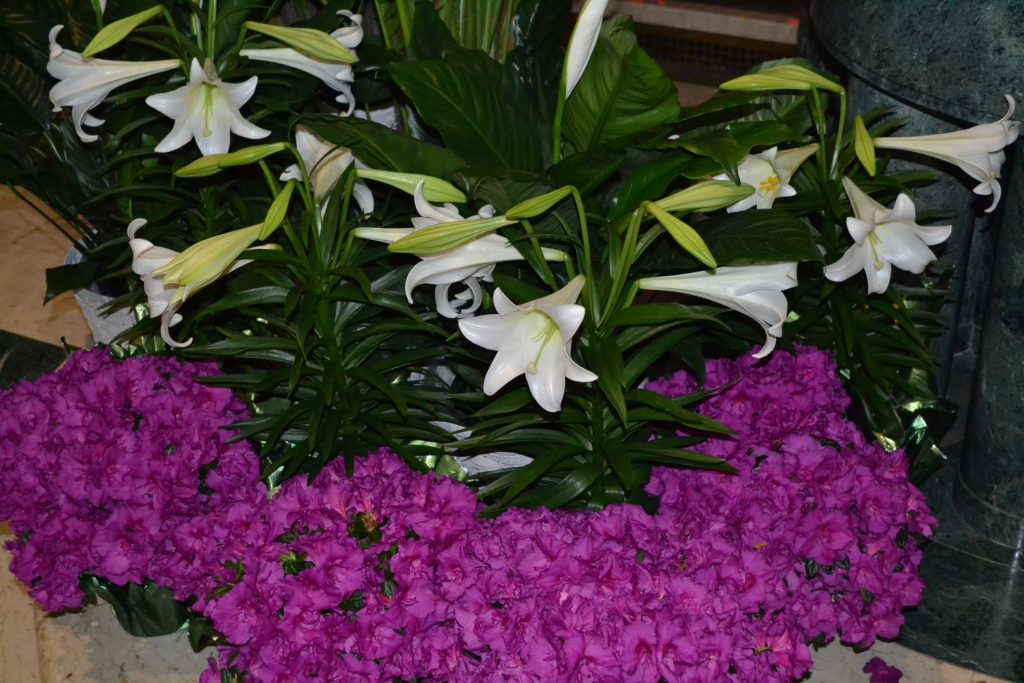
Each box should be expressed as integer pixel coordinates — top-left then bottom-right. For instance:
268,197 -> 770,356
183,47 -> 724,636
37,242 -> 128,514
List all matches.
824,178 -> 952,295
279,125 -> 373,213
713,144 -> 818,212
145,58 -> 270,156
241,11 -> 363,114
874,95 -> 1020,213
639,263 -> 798,358
47,25 -> 180,143
355,183 -> 563,318
127,220 -> 188,347
459,276 -> 598,412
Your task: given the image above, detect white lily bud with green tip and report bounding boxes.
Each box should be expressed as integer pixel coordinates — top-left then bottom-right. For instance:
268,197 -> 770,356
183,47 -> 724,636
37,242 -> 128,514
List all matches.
459,276 -> 597,412
242,11 -> 363,113
639,263 -> 798,358
279,125 -> 374,213
824,178 -> 951,295
47,25 -> 180,143
713,144 -> 818,212
874,95 -> 1019,213
355,183 -> 563,318
145,58 -> 270,156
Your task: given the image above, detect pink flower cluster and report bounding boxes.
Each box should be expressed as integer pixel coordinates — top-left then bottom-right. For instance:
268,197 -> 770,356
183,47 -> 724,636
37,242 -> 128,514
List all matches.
0,347 -> 934,682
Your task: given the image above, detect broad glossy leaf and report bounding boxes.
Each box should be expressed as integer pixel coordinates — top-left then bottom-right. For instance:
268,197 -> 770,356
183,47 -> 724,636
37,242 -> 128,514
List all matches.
697,208 -> 821,265
563,18 -> 679,152
610,153 -> 701,220
547,148 -> 624,195
305,117 -> 466,179
390,49 -> 543,171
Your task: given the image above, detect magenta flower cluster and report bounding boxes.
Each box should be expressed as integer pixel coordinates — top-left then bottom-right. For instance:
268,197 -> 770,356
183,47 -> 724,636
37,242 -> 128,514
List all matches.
0,347 -> 934,682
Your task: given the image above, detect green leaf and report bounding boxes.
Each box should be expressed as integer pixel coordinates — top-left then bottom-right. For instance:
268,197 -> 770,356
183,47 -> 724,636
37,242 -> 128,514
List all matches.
547,148 -> 624,195
473,387 -> 534,417
389,49 -> 543,171
606,303 -> 719,328
304,117 -> 466,179
563,17 -> 679,152
610,153 -> 701,220
506,0 -> 569,123
81,577 -> 188,637
82,5 -> 163,57
698,208 -> 821,265
678,128 -> 744,176
626,389 -> 733,434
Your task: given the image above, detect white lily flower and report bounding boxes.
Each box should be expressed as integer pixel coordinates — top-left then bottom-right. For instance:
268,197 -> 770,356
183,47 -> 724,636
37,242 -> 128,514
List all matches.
563,0 -> 609,98
459,276 -> 597,412
713,144 -> 818,212
145,58 -> 270,156
639,263 -> 798,358
47,25 -> 180,143
875,95 -> 1020,213
356,183 -> 563,318
279,125 -> 373,213
127,219 -> 189,347
823,178 -> 952,295
241,11 -> 363,114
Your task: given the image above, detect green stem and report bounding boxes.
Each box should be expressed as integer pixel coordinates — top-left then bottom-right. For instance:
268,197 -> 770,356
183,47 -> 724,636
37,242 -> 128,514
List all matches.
551,87 -> 567,163
396,0 -> 414,52
808,88 -> 830,186
570,188 -> 595,315
519,218 -> 557,288
205,0 -> 218,59
603,208 -> 641,326
830,90 -> 847,179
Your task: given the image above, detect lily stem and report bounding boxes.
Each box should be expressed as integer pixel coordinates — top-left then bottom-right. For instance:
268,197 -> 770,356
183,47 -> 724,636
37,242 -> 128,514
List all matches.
551,85 -> 567,164
205,0 -> 218,59
830,90 -> 847,179
520,218 -> 558,288
570,188 -> 596,316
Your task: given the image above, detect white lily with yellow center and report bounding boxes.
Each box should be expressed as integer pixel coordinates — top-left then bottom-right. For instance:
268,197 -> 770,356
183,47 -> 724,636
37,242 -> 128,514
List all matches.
713,144 -> 819,212
639,263 -> 798,358
355,183 -> 563,318
47,25 -> 180,143
279,125 -> 373,213
824,178 -> 952,295
874,95 -> 1019,213
459,276 -> 597,412
241,11 -> 363,114
145,58 -> 270,156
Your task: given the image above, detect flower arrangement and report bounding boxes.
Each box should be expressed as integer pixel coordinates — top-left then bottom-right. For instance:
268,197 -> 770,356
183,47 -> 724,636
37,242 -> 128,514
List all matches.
0,0 -> 1018,680
2,347 -> 933,682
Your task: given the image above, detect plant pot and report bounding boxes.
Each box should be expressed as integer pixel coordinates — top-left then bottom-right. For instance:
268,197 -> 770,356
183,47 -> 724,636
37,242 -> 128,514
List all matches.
65,246 -> 135,345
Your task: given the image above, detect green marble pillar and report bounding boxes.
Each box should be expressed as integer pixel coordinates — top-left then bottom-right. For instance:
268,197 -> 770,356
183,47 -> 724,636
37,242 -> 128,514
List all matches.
806,1 -> 1024,677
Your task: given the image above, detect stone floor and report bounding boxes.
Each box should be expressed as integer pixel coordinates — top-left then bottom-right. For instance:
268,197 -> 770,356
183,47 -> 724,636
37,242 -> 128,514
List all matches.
0,186 -> 1012,682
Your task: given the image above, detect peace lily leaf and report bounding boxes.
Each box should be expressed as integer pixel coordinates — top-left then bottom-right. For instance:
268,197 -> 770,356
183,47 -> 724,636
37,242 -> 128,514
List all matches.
389,49 -> 543,171
244,22 -> 357,64
563,16 -> 679,151
82,5 -> 163,58
260,180 -> 294,240
305,118 -> 466,178
698,208 -> 821,265
610,154 -> 700,220
720,62 -> 842,94
854,115 -> 876,177
644,201 -> 717,268
355,169 -> 466,203
506,186 -> 572,219
388,215 -> 517,255
679,129 -> 744,176
176,142 -> 288,177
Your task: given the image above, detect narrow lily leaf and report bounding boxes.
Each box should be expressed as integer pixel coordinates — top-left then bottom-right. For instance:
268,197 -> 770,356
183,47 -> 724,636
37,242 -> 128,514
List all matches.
506,186 -> 573,219
82,5 -> 163,57
355,169 -> 466,203
644,201 -> 717,268
260,181 -> 294,240
655,180 -> 754,214
389,215 -> 517,256
720,63 -> 842,94
853,115 -> 876,177
244,22 -> 356,64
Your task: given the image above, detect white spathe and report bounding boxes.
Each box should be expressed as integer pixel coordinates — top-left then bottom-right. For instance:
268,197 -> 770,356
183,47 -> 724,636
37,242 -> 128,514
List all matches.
279,125 -> 374,213
459,276 -> 597,412
713,144 -> 818,212
47,25 -> 180,143
563,0 -> 609,98
639,263 -> 798,358
241,11 -> 363,114
145,58 -> 270,156
824,178 -> 952,295
875,95 -> 1019,213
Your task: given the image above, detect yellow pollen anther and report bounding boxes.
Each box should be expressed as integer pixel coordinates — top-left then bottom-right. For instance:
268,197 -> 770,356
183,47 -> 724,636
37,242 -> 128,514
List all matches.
758,175 -> 780,194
